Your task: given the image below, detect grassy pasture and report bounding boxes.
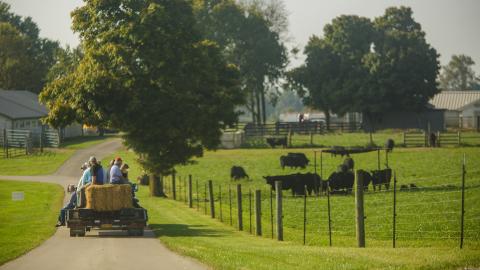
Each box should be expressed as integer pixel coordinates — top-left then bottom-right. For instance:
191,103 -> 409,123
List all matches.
0,180 -> 63,265
137,193 -> 480,270
105,145 -> 480,250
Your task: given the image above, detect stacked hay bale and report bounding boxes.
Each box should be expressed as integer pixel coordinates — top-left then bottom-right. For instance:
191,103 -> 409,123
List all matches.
85,184 -> 133,211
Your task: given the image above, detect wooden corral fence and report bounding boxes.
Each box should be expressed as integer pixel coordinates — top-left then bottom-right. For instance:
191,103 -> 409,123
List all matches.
403,131 -> 480,147
243,122 -> 361,138
0,128 -> 60,158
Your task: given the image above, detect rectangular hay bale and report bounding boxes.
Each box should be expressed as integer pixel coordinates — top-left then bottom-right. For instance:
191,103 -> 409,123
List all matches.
85,184 -> 132,211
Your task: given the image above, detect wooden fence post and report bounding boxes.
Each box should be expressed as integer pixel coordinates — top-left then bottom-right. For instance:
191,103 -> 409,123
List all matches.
458,131 -> 461,146
377,148 -> 381,170
275,181 -> 283,241
423,131 -> 427,147
188,175 -> 193,208
208,180 -> 215,218
460,154 -> 466,249
172,173 -> 176,200
237,184 -> 243,231
255,190 -> 262,236
355,170 -> 366,248
393,172 -> 397,248
288,128 -> 292,148
40,126 -> 44,153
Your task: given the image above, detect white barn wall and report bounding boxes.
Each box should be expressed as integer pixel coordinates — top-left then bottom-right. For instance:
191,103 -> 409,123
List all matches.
0,115 -> 12,129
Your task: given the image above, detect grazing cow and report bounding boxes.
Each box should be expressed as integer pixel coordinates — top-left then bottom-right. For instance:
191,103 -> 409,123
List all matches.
409,183 -> 418,189
280,153 -> 309,169
400,184 -> 409,191
263,174 -> 297,195
263,173 -> 321,196
357,170 -> 373,191
230,166 -> 249,181
385,139 -> 395,152
327,171 -> 354,194
371,168 -> 392,191
266,137 -> 287,148
343,157 -> 354,171
291,173 -> 322,196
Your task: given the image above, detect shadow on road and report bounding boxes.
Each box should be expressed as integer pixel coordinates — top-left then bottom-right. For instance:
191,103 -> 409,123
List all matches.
149,224 -> 228,237
82,229 -> 156,239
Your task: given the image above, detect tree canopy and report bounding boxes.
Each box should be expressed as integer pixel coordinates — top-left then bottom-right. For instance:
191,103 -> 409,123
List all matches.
194,0 -> 288,124
0,1 -> 60,92
439,54 -> 480,91
289,6 -> 440,128
41,0 -> 244,174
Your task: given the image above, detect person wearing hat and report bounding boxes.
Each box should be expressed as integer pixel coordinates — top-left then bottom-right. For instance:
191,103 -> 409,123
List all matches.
110,157 -> 126,184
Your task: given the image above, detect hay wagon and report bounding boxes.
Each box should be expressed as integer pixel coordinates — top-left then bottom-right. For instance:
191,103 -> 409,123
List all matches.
66,184 -> 148,237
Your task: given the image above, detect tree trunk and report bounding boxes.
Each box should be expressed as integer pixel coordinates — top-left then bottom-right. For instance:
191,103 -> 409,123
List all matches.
250,91 -> 256,124
325,110 -> 331,131
260,87 -> 267,124
255,87 -> 261,124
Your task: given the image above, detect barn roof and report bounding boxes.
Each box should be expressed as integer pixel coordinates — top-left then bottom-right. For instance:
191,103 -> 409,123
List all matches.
0,90 -> 48,119
430,91 -> 480,111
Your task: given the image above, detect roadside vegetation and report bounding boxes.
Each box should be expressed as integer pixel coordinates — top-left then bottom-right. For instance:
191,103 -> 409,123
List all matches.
0,180 -> 63,265
0,135 -> 114,175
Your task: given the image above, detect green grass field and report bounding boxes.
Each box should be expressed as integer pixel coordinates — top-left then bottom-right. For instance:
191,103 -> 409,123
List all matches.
138,193 -> 480,270
0,136 -> 114,175
0,180 -> 63,266
103,144 -> 480,269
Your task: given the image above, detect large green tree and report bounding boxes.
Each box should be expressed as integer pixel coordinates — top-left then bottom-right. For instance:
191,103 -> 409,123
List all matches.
0,22 -> 32,89
194,0 -> 288,124
439,54 -> 480,91
289,15 -> 374,129
290,7 -> 440,131
0,1 -> 60,92
364,6 -> 440,117
41,0 -> 243,174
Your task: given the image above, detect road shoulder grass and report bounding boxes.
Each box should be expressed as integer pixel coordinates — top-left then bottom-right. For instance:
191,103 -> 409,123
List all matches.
0,180 -> 63,266
138,188 -> 480,270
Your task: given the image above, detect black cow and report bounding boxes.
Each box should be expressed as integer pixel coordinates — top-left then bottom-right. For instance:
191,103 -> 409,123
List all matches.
280,153 -> 309,169
357,170 -> 373,191
291,173 -> 322,196
230,166 -> 249,181
385,139 -> 395,152
327,171 -> 354,194
343,157 -> 354,171
266,137 -> 287,148
371,168 -> 392,191
264,173 -> 321,196
263,174 -> 297,194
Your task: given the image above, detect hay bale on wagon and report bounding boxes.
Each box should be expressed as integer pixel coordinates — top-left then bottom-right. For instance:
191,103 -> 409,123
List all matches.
112,184 -> 133,209
86,184 -> 132,211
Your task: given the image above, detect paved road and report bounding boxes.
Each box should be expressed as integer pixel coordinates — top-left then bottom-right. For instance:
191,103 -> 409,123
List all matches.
0,139 -> 207,270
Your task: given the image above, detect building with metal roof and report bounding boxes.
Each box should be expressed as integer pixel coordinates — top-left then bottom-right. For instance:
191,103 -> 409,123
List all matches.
0,90 -> 83,138
429,91 -> 480,129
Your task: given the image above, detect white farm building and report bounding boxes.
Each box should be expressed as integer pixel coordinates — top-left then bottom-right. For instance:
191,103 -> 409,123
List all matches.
430,91 -> 480,129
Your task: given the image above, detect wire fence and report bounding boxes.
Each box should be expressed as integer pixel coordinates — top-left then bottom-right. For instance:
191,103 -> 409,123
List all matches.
159,165 -> 480,249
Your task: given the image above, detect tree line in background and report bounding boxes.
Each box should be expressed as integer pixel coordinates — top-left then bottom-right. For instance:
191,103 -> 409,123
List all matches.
0,0 -> 479,174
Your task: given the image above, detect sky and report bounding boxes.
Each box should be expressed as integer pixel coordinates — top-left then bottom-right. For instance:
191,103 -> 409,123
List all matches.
4,0 -> 480,73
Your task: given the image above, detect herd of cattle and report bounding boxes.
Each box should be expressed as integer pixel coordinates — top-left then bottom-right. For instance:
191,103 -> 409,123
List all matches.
230,153 -> 393,196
